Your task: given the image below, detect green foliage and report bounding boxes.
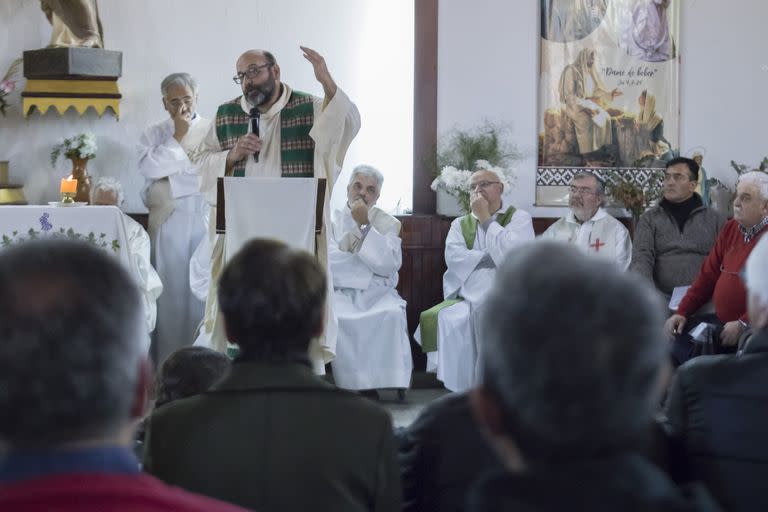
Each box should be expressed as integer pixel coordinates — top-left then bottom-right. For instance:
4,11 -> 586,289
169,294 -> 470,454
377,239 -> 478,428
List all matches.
428,121 -> 522,177
605,169 -> 665,222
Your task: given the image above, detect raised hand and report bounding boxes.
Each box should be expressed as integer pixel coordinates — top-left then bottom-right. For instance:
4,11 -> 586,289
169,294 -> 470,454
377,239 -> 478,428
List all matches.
171,106 -> 193,142
470,191 -> 491,224
350,198 -> 370,227
300,46 -> 337,99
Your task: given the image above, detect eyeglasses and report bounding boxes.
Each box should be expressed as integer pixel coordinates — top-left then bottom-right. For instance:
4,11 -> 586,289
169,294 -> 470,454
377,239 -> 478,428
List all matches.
469,181 -> 500,191
232,63 -> 273,84
568,186 -> 598,196
167,98 -> 194,109
663,172 -> 695,183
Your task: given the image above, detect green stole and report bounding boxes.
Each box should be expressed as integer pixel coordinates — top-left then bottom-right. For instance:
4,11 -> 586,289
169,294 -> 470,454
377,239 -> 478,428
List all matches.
214,90 -> 316,178
419,205 -> 517,353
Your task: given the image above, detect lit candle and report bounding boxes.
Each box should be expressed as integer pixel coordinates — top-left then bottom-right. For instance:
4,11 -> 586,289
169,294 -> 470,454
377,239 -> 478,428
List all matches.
60,176 -> 77,194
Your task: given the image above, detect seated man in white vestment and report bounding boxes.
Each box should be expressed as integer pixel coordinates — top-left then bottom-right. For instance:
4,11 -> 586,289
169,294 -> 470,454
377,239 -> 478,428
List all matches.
91,178 -> 163,354
540,171 -> 632,270
418,165 -> 535,392
137,72 -> 208,364
192,47 -> 360,370
328,165 -> 412,394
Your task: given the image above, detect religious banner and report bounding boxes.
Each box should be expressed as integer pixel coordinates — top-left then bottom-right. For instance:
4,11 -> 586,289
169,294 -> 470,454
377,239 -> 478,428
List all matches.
536,0 -> 679,206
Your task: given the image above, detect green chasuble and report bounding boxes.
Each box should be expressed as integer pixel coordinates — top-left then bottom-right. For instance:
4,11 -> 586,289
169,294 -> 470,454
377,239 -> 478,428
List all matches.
214,90 -> 315,177
419,205 -> 517,353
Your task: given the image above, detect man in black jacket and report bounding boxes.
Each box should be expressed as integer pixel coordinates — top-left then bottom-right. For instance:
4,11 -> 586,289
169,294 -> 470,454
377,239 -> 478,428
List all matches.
665,234 -> 768,511
144,239 -> 401,512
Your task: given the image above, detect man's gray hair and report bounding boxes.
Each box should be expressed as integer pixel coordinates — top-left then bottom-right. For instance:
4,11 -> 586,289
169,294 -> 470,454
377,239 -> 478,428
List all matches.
0,240 -> 145,446
480,241 -> 666,461
737,171 -> 768,200
746,234 -> 768,306
161,72 -> 198,97
92,176 -> 124,205
572,171 -> 606,197
348,164 -> 384,189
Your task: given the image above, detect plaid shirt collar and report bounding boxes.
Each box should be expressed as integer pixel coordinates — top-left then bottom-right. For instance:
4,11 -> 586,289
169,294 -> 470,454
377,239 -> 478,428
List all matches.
739,216 -> 768,243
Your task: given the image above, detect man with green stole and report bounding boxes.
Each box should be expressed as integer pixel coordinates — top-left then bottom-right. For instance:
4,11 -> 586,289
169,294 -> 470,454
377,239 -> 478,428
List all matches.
192,47 -> 360,370
417,164 -> 534,391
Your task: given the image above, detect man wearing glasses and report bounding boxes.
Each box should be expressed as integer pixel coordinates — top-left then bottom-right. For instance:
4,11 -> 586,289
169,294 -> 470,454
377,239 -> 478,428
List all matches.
193,47 -> 360,362
138,72 -> 210,365
417,163 -> 534,392
540,171 -> 632,270
631,157 -> 724,303
666,171 -> 768,365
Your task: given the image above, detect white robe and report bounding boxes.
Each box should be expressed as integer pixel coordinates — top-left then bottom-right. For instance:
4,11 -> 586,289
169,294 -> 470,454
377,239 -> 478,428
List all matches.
417,207 -> 535,392
328,206 -> 412,390
123,214 -> 163,354
192,83 -> 361,371
138,115 -> 209,364
540,207 -> 632,271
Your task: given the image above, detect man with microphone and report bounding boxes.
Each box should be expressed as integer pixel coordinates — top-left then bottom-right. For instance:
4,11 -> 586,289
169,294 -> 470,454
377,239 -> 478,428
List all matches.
193,47 -> 361,365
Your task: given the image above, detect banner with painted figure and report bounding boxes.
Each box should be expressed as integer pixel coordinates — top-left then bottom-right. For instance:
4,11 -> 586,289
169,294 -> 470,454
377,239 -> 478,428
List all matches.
536,0 -> 679,206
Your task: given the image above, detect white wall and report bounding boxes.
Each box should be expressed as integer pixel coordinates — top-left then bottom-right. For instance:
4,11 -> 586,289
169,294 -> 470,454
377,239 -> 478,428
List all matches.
0,0 -> 414,213
438,0 -> 768,217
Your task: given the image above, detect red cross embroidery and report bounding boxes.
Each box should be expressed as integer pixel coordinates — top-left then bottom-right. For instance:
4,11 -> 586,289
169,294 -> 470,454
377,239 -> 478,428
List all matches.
590,239 -> 605,252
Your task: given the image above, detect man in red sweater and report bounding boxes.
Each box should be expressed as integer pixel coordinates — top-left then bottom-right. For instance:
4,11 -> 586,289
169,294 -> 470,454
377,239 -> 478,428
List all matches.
0,240 -> 247,512
665,171 -> 768,365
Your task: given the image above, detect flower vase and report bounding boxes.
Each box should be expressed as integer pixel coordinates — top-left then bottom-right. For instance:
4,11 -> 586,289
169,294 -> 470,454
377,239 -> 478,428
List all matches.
69,157 -> 91,204
436,189 -> 462,217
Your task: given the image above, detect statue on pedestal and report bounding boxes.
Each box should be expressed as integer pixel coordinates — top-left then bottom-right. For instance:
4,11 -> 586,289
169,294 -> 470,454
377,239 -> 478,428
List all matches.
40,0 -> 103,48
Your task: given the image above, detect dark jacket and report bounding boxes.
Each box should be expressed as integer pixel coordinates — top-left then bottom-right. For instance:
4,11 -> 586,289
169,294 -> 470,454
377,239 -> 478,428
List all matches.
144,361 -> 401,512
398,392 -> 502,512
631,195 -> 725,298
664,329 -> 768,511
467,453 -> 721,512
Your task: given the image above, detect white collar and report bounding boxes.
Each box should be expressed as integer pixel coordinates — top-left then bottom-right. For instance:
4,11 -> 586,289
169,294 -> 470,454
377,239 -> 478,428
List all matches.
566,207 -> 607,225
240,83 -> 293,119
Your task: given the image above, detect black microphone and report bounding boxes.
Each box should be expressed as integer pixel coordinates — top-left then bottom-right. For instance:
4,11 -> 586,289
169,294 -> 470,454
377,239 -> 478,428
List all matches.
249,107 -> 260,162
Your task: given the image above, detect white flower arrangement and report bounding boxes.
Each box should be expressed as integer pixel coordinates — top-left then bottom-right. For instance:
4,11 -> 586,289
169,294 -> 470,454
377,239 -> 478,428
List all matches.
50,132 -> 98,167
431,160 -> 516,214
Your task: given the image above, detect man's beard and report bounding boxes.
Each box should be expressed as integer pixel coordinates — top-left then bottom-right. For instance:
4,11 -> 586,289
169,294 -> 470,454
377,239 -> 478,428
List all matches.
244,76 -> 277,106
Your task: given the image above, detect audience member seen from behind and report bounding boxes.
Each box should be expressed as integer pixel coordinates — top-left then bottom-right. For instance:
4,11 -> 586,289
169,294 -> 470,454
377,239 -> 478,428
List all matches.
144,239 -> 401,512
398,390 -> 502,512
467,241 -> 721,512
135,347 -> 231,458
0,240 -> 246,512
664,234 -> 768,511
154,347 -> 231,408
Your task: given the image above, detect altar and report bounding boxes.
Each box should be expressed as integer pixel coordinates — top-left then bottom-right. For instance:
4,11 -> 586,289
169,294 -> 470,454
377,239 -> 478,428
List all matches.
0,205 -> 161,350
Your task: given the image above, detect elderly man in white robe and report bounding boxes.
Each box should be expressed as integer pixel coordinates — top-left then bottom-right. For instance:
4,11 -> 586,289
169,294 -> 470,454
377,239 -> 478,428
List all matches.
541,171 -> 632,270
91,178 -> 162,354
138,72 -> 209,365
329,165 -> 412,397
193,47 -> 360,370
418,164 -> 535,392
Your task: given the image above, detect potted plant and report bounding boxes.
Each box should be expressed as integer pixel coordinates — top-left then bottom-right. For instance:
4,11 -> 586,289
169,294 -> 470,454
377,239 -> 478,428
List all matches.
605,168 -> 665,226
428,122 -> 521,215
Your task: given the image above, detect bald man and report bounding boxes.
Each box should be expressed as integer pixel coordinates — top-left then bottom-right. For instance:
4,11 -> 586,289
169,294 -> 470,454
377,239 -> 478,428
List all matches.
193,47 -> 360,367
